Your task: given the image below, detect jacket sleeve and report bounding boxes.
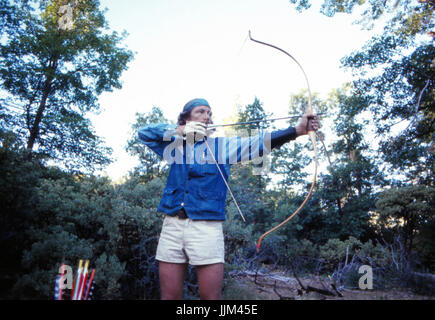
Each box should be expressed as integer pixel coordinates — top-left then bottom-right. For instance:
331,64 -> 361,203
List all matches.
216,126 -> 297,164
269,126 -> 297,149
138,123 -> 178,158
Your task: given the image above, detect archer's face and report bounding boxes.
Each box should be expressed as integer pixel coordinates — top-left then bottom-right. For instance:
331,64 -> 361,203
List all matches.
188,106 -> 212,125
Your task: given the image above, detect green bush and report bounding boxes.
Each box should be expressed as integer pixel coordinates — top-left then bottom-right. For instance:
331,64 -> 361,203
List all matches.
284,239 -> 319,273
319,237 -> 391,273
319,237 -> 363,272
6,170 -> 166,299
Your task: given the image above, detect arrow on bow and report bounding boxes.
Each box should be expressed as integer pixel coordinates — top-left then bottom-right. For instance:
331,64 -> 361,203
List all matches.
207,113 -> 326,129
248,31 -> 319,253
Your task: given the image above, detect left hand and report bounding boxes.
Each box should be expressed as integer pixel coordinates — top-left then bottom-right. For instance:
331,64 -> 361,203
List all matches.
295,113 -> 319,137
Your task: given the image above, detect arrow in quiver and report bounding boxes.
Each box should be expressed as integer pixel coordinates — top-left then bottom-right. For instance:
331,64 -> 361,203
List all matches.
54,260 -> 96,300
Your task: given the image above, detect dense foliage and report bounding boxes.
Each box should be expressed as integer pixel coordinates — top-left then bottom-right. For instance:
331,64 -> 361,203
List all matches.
0,0 -> 433,299
0,0 -> 133,172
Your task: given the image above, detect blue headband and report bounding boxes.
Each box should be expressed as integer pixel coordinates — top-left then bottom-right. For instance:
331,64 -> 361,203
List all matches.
183,98 -> 210,113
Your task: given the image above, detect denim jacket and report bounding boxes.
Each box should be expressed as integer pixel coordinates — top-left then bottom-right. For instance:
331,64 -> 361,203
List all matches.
138,123 -> 274,221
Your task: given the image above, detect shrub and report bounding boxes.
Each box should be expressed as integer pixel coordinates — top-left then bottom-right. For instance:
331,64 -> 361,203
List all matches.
319,237 -> 363,272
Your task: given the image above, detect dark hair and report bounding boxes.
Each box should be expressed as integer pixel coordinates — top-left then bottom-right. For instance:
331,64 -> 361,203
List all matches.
177,110 -> 191,126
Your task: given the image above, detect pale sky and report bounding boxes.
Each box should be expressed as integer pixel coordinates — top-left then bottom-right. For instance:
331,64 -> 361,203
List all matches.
91,0 -> 376,180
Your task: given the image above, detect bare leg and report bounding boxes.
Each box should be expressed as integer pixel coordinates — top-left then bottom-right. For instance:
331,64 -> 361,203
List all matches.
159,261 -> 188,300
196,263 -> 224,300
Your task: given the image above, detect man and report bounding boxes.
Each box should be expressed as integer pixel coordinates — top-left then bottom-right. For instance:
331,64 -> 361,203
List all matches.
138,98 -> 319,300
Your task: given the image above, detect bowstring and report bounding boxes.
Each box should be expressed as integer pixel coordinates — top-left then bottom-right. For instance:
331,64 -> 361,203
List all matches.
203,138 -> 247,223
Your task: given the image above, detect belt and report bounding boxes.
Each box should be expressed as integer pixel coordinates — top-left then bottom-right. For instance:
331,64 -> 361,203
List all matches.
170,208 -> 188,220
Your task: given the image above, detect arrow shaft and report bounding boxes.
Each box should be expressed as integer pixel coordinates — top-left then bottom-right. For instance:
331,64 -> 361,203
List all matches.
208,113 -> 324,129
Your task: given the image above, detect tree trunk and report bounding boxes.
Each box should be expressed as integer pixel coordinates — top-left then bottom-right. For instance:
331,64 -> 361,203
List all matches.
26,58 -> 57,158
26,80 -> 51,157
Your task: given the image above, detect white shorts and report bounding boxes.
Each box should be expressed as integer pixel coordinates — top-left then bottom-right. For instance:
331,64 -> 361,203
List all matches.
156,216 -> 225,266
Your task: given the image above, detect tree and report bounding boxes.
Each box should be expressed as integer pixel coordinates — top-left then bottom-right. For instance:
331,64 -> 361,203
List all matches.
0,129 -> 45,298
376,185 -> 435,256
0,0 -> 134,172
236,97 -> 272,133
288,0 -> 434,186
319,85 -> 386,241
272,90 -> 324,190
235,97 -> 273,184
343,40 -> 434,185
290,0 -> 434,36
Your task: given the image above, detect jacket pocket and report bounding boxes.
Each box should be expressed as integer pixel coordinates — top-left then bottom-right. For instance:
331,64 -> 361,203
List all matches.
197,189 -> 226,213
189,163 -> 217,177
159,187 -> 179,209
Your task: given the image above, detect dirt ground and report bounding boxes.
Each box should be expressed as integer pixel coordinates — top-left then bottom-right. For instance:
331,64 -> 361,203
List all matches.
224,271 -> 435,300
